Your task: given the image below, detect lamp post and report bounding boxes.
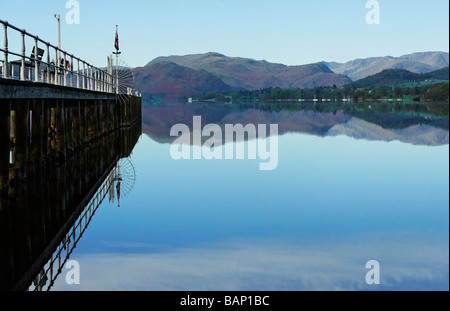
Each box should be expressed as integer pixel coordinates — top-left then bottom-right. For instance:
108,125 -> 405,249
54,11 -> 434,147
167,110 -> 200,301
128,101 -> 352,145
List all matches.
54,14 -> 61,83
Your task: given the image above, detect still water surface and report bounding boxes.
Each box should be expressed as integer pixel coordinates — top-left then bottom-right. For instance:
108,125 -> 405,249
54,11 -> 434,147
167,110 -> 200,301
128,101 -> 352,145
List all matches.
53,102 -> 449,291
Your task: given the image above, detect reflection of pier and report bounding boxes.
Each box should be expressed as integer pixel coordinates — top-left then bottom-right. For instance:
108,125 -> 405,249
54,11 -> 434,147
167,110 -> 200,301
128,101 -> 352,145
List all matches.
0,121 -> 141,291
30,166 -> 116,291
30,162 -> 120,291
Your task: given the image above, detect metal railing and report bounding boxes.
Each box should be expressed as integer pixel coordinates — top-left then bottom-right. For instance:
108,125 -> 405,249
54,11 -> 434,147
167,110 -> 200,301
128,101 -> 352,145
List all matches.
28,162 -> 120,291
1,19 -> 115,93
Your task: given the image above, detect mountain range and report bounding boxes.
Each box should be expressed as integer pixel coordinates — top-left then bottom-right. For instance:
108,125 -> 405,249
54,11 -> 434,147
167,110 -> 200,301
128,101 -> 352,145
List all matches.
133,51 -> 449,99
145,52 -> 352,90
325,51 -> 449,81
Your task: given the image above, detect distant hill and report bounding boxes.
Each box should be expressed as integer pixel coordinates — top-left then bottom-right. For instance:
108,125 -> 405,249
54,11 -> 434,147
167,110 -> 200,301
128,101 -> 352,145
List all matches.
428,67 -> 450,80
350,67 -> 449,88
133,61 -> 232,99
146,52 -> 351,91
325,52 -> 449,81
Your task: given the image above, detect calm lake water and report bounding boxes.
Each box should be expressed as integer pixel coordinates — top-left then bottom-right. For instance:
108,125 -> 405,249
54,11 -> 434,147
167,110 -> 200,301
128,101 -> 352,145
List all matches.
52,101 -> 449,291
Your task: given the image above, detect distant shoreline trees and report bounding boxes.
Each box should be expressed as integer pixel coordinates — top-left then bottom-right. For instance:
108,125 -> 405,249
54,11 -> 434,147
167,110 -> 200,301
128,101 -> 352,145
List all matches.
188,81 -> 449,103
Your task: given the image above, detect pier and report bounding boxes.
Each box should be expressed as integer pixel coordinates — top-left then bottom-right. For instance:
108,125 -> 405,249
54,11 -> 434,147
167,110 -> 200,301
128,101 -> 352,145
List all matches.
0,19 -> 142,290
0,19 -> 142,190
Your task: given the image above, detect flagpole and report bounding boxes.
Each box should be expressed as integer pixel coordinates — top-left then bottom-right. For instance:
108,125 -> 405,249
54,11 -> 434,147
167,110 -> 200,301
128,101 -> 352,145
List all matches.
113,24 -> 121,94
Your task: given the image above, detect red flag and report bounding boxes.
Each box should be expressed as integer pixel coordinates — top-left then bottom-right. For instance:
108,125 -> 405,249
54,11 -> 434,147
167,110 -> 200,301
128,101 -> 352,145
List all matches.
114,29 -> 119,51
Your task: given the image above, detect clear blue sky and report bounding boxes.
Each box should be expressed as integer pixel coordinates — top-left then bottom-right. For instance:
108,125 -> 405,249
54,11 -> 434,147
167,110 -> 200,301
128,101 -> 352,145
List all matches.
1,0 -> 448,68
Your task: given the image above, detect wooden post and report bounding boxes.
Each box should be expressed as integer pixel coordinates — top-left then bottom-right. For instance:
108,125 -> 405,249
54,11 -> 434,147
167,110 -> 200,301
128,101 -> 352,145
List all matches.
29,99 -> 44,178
79,100 -> 87,146
11,99 -> 29,183
113,99 -> 118,130
42,99 -> 50,161
49,102 -> 57,160
100,100 -> 105,136
55,99 -> 66,162
88,101 -> 95,140
108,99 -> 113,132
72,100 -> 81,150
0,100 -> 11,191
95,100 -> 100,138
65,101 -> 73,154
120,99 -> 124,127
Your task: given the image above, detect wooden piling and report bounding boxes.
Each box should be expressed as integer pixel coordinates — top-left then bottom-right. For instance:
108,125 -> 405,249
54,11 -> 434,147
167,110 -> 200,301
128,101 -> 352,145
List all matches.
55,99 -> 66,162
65,101 -> 73,155
0,100 -> 11,192
29,99 -> 44,179
72,100 -> 81,150
11,99 -> 30,183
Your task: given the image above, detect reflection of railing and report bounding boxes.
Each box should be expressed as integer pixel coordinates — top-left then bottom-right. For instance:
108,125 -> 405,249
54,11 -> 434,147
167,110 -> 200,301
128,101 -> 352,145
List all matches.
0,111 -> 142,291
1,19 -> 114,93
28,161 -> 121,291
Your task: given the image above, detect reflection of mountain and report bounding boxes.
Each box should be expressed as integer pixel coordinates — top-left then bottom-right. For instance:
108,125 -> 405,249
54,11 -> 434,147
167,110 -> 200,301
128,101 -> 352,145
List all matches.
326,118 -> 449,146
142,103 -> 449,146
142,104 -> 349,144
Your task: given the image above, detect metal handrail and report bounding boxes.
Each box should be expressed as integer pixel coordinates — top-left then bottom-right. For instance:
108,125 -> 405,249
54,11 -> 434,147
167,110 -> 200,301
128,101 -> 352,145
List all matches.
28,163 -> 119,291
1,19 -> 115,93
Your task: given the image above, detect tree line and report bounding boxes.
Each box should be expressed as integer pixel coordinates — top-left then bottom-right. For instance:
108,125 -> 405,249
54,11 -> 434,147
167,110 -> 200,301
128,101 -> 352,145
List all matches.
191,82 -> 449,103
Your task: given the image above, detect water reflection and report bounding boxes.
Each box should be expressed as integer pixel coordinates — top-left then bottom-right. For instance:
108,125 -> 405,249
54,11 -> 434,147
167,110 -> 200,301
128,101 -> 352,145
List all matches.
142,101 -> 449,146
0,123 -> 142,291
3,100 -> 448,291
52,233 -> 449,291
49,127 -> 448,291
